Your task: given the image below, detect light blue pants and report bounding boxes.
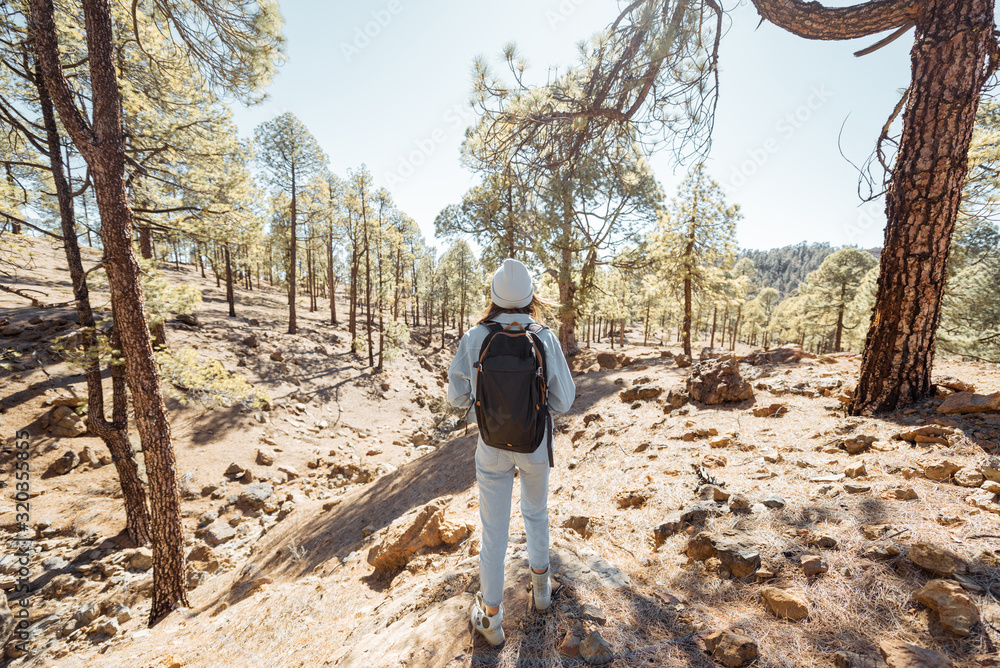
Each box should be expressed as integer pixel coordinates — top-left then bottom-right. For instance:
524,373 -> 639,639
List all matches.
475,439 -> 550,608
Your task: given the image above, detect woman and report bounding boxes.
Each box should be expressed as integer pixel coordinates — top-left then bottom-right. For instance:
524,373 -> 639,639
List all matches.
447,258 -> 576,646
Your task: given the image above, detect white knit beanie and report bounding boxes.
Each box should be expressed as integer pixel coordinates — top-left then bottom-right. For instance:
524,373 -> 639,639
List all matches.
490,258 -> 533,309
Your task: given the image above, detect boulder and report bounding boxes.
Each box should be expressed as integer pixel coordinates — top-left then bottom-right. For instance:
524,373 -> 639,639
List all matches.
199,519 -> 237,546
762,494 -> 785,509
833,650 -> 888,668
619,384 -> 663,402
686,358 -> 753,405
242,334 -> 259,348
970,489 -> 1000,514
704,629 -> 758,667
49,394 -> 87,408
908,542 -> 967,576
918,457 -> 960,481
752,403 -> 788,418
579,629 -> 614,664
801,555 -> 828,577
49,449 -> 80,475
561,515 -> 593,538
741,345 -> 811,366
845,463 -> 867,478
913,579 -> 979,637
596,353 -> 618,370
129,547 -> 153,571
895,425 -> 952,445
934,376 -> 975,393
687,530 -> 761,578
236,482 -> 274,512
367,497 -> 473,571
980,456 -> 1000,484
256,447 -> 276,466
675,353 -> 692,368
615,489 -> 650,508
662,390 -> 689,412
74,602 -> 99,628
878,640 -> 953,668
49,405 -> 87,438
953,468 -> 984,487
224,462 -> 252,481
843,435 -> 876,455
729,493 -> 751,512
175,313 -> 200,327
938,391 -> 1000,415
559,628 -> 583,658
761,587 -> 809,621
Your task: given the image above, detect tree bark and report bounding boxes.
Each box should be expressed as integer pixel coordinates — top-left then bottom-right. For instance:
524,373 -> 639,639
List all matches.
137,225 -> 166,349
32,58 -> 151,546
849,0 -> 993,413
288,163 -> 298,334
30,0 -> 188,624
557,178 -> 579,354
751,0 -> 920,41
362,193 -> 374,366
751,0 -> 996,413
710,306 -> 718,349
224,244 -> 235,317
327,222 -> 337,325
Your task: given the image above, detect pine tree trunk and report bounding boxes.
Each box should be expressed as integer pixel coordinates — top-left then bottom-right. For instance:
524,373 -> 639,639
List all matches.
33,62 -> 151,545
710,306 -> 718,349
682,276 -> 693,357
505,179 -> 515,258
363,202 -> 374,366
834,283 -> 845,353
557,177 -> 579,354
136,225 -> 167,349
30,0 -> 188,624
440,295 -> 446,350
730,306 -> 742,351
224,245 -> 235,317
643,303 -> 650,346
288,164 -> 298,335
349,243 -> 359,348
327,224 -> 337,325
850,0 -> 993,413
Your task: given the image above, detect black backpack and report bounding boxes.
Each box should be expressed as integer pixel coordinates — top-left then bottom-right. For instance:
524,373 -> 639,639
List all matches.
473,320 -> 553,467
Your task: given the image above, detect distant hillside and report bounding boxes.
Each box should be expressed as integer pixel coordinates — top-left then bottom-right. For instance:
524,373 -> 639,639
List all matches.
739,242 -> 880,296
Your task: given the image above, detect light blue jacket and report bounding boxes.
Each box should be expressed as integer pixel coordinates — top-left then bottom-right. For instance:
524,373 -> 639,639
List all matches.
447,314 -> 576,438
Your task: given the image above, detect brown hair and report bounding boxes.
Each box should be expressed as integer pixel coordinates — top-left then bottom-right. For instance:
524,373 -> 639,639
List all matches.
475,294 -> 557,326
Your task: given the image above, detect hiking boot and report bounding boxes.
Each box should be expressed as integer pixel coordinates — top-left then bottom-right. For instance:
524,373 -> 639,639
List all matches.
528,567 -> 551,611
471,592 -> 504,646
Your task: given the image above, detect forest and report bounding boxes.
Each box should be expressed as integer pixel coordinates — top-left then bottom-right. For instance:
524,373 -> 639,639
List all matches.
1,0 -> 999,666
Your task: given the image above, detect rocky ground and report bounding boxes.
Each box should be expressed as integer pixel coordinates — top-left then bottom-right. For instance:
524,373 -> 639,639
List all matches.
1,238 -> 999,668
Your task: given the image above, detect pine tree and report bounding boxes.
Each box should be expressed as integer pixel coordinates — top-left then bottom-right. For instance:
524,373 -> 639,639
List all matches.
254,113 -> 327,335
653,163 -> 740,357
799,249 -> 877,352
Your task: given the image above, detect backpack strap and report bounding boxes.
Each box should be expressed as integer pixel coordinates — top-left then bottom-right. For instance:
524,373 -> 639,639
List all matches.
525,324 -> 554,468
473,322 -> 505,371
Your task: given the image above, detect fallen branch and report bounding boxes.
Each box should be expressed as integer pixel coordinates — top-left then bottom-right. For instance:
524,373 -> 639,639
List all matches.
0,283 -> 73,309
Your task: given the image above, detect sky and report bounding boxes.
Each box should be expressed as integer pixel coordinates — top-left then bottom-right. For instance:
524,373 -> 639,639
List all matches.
228,0 -> 914,252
